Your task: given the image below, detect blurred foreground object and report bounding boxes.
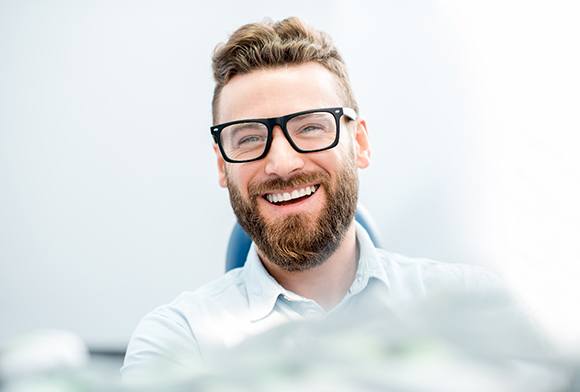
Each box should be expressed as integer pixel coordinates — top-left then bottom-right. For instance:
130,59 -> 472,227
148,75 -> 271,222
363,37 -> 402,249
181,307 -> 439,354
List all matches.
182,291 -> 574,391
0,330 -> 88,391
1,292 -> 578,391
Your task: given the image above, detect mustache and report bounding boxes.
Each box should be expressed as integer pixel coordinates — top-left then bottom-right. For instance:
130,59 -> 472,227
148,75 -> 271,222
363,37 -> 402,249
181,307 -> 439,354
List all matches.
248,171 -> 331,198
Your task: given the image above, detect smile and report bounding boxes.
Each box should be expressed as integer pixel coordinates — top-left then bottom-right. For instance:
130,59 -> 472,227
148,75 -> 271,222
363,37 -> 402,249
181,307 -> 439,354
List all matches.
264,185 -> 320,205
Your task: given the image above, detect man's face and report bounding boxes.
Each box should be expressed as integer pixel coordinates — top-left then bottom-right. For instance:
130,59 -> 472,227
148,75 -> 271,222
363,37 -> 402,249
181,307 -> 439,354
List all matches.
214,62 -> 370,271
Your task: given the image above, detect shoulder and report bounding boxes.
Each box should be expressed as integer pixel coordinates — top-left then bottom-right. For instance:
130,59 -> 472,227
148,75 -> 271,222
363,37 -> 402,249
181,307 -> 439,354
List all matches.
376,248 -> 504,295
138,267 -> 253,339
122,268 -> 249,380
170,267 -> 248,313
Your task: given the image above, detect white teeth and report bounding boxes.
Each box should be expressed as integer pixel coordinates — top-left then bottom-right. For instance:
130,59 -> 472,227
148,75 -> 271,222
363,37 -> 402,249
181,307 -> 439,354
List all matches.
265,185 -> 318,204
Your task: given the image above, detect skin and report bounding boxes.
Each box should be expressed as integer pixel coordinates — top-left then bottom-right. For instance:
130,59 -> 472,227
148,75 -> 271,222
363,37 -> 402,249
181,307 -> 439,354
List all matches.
213,62 -> 371,310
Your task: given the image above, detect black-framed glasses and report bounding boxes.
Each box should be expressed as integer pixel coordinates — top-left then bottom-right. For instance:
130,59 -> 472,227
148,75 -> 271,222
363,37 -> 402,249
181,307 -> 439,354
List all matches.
210,107 -> 357,163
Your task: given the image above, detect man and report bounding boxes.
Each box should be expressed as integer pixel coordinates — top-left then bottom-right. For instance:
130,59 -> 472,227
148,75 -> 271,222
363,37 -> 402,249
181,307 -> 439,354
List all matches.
121,17 -> 498,380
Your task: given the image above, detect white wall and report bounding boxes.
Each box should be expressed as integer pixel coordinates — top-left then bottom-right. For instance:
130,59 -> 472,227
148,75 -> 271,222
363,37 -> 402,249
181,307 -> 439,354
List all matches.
1,1 -> 578,350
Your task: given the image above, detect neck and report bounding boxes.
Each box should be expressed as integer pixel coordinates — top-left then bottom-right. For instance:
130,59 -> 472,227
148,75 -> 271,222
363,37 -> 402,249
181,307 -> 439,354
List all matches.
259,222 -> 358,311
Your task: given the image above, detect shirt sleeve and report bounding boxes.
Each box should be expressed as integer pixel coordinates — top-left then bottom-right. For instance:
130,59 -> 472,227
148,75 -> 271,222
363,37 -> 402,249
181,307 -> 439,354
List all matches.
121,304 -> 202,384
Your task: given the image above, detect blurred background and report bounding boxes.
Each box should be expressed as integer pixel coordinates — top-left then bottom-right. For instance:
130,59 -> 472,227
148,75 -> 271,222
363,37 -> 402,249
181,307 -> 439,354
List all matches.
1,0 -> 579,363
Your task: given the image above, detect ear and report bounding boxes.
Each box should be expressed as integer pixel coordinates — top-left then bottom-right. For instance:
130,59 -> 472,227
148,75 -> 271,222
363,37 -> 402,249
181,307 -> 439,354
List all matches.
353,118 -> 371,169
213,144 -> 228,188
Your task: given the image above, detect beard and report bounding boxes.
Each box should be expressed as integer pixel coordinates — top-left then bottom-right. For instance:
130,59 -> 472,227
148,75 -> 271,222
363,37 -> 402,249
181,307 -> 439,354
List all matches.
226,159 -> 359,272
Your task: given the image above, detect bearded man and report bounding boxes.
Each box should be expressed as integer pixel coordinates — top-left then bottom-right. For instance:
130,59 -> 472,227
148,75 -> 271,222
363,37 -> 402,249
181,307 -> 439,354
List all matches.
121,17 -> 497,379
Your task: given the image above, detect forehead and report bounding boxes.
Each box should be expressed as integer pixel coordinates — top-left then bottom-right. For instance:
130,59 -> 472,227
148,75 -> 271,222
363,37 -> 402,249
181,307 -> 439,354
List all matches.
216,62 -> 345,124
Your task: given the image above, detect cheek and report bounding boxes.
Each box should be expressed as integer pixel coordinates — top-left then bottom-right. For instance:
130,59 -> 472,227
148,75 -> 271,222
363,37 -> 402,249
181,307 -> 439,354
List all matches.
224,165 -> 237,189
225,165 -> 257,196
326,145 -> 356,171
339,132 -> 357,159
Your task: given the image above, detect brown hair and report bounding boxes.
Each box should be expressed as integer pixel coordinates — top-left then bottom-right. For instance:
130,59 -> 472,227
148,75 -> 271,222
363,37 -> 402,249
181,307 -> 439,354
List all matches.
211,17 -> 359,123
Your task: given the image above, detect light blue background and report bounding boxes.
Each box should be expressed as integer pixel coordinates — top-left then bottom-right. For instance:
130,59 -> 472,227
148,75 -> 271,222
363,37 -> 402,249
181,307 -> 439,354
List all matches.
2,1 -> 578,350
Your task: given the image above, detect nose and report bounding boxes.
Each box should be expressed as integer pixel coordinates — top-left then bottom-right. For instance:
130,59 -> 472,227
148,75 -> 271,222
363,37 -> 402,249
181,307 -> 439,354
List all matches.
264,126 -> 305,178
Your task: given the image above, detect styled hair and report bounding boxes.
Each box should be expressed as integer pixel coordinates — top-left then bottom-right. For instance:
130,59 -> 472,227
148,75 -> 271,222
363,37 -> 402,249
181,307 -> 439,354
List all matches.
211,17 -> 358,123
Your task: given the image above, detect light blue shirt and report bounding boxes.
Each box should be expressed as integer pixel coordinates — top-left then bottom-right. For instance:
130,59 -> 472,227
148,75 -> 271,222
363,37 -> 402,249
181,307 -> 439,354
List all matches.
121,223 -> 498,380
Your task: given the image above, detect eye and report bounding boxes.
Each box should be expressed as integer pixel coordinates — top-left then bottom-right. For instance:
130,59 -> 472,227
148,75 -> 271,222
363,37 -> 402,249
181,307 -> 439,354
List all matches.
297,123 -> 326,134
236,134 -> 266,147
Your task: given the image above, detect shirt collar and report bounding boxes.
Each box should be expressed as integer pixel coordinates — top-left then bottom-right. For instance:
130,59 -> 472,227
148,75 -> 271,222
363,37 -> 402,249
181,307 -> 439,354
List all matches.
243,244 -> 288,321
242,222 -> 390,321
355,222 -> 390,288
350,221 -> 391,295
